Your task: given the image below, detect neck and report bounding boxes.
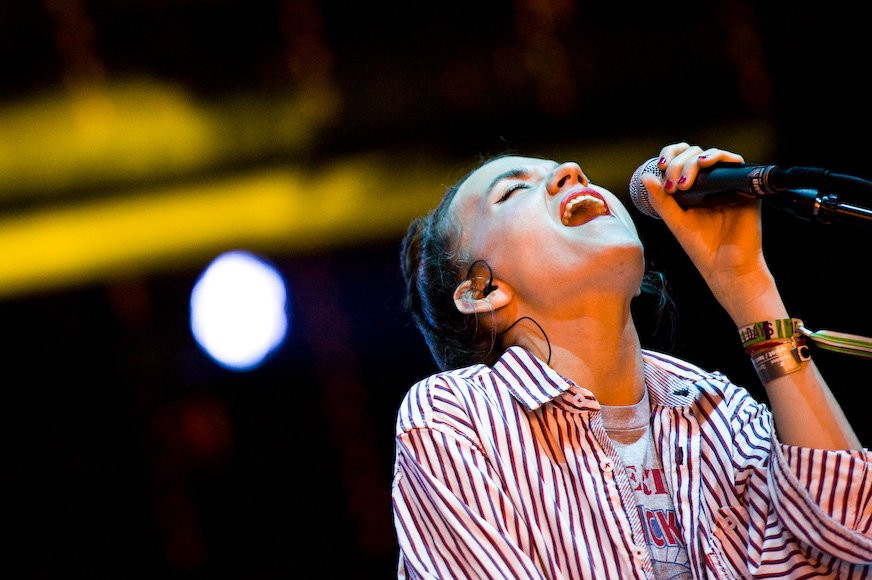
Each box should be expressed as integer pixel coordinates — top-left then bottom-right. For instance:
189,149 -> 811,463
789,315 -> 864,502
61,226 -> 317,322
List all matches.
508,294 -> 646,406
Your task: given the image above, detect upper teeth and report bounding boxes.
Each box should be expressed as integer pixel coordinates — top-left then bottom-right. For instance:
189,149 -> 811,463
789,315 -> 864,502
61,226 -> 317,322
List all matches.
562,195 -> 606,225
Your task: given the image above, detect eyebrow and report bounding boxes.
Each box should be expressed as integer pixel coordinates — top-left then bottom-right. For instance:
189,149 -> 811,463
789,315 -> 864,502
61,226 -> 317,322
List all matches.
483,168 -> 532,197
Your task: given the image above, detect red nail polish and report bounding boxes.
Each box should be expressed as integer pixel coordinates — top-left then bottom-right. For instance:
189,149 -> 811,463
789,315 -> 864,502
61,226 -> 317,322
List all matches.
664,179 -> 674,190
677,175 -> 687,185
698,155 -> 708,160
658,157 -> 666,165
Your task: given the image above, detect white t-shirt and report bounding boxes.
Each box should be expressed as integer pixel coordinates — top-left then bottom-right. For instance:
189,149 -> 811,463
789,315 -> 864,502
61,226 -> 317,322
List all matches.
601,388 -> 693,579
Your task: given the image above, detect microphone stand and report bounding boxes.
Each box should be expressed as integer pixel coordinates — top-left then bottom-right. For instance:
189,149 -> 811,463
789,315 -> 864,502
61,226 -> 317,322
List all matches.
768,186 -> 872,363
769,189 -> 872,227
817,193 -> 872,225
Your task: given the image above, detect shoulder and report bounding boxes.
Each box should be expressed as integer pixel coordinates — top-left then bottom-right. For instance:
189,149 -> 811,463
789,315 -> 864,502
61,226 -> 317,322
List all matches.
395,363 -> 493,437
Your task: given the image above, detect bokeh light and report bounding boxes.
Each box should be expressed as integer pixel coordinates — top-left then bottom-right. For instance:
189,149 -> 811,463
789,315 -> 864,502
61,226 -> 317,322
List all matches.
190,250 -> 288,371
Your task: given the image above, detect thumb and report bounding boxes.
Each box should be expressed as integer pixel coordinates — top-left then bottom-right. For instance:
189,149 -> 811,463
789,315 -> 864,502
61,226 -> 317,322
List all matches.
641,173 -> 684,224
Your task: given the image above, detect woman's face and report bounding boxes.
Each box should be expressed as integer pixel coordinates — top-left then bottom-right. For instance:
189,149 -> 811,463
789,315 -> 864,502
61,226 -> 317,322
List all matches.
448,155 -> 645,314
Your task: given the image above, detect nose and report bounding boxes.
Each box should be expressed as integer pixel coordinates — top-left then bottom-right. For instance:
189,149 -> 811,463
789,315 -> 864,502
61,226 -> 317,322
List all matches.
546,162 -> 588,195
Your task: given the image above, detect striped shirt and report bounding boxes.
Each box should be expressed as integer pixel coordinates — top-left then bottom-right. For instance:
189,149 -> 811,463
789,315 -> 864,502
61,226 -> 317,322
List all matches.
392,346 -> 872,578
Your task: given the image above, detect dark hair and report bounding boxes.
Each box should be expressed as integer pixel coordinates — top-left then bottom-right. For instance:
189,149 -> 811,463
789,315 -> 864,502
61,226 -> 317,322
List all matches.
401,162 -> 677,371
400,168 -> 496,371
633,270 -> 677,352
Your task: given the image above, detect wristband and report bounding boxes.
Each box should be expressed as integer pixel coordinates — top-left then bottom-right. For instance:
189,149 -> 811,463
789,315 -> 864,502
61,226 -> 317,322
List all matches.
750,338 -> 812,383
740,318 -> 872,362
739,318 -> 803,352
745,338 -> 794,356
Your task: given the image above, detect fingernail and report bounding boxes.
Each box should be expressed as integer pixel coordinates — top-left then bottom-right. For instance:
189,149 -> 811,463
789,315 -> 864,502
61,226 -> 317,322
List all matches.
658,157 -> 666,165
677,175 -> 687,185
698,155 -> 708,160
664,179 -> 674,190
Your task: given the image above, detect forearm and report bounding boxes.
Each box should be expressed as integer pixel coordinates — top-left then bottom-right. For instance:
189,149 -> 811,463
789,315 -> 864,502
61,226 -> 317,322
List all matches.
713,266 -> 862,450
764,360 -> 861,450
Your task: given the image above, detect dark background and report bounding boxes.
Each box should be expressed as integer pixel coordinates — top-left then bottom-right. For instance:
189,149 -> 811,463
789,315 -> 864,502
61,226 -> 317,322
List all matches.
1,1 -> 871,578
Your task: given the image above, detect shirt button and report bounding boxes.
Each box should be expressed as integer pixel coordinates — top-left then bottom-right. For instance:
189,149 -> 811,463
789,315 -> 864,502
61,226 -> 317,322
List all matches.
600,459 -> 614,472
719,514 -> 737,530
631,544 -> 645,560
573,393 -> 586,405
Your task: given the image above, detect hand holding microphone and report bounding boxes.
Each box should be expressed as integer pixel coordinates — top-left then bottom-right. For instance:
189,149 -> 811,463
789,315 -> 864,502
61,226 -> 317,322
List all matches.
627,143 -> 779,325
629,147 -> 872,224
629,157 -> 801,219
625,142 -> 872,328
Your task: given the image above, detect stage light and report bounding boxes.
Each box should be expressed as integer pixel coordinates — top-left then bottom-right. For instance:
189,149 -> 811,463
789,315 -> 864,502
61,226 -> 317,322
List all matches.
190,250 -> 288,371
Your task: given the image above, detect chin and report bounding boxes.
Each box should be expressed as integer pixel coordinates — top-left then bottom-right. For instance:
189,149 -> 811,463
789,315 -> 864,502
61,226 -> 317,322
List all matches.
604,244 -> 646,292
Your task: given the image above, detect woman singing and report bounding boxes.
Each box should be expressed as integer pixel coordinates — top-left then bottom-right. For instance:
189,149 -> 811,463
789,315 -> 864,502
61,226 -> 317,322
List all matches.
392,142 -> 871,578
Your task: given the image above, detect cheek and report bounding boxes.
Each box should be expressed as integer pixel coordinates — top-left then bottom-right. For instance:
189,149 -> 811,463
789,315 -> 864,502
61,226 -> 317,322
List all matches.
470,206 -> 538,259
479,223 -> 548,288
488,226 -> 536,271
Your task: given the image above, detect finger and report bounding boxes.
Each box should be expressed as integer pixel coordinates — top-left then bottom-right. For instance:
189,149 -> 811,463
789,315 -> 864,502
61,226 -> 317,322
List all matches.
674,147 -> 747,191
696,147 -> 745,168
657,142 -> 691,170
663,146 -> 704,192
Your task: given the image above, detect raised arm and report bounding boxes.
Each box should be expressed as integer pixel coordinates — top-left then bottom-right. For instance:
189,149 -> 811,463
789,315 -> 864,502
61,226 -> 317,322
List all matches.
641,142 -> 862,450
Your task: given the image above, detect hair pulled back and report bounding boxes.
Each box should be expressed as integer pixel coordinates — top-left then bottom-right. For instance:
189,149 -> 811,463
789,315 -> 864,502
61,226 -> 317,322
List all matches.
400,170 -> 500,371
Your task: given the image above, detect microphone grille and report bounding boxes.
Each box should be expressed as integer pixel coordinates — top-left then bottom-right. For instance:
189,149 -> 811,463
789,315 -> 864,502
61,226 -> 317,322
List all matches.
629,157 -> 662,219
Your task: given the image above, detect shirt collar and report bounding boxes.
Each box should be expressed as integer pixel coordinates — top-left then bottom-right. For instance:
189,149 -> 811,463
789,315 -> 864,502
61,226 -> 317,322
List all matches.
489,346 -> 592,411
641,350 -> 710,408
487,346 -> 706,412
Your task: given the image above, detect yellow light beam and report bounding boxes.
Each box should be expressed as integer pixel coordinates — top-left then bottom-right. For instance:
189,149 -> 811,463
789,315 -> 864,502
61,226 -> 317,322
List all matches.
0,159 -> 445,299
0,80 -> 321,200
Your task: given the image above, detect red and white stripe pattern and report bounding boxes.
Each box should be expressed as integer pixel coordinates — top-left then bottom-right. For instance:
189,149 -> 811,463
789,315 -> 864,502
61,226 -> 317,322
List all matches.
392,346 -> 872,578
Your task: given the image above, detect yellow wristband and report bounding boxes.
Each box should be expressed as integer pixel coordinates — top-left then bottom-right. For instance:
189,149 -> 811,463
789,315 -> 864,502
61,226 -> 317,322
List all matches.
739,318 -> 803,351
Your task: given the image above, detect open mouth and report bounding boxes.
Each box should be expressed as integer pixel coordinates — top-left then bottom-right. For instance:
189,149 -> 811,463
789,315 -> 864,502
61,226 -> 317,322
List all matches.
560,189 -> 610,227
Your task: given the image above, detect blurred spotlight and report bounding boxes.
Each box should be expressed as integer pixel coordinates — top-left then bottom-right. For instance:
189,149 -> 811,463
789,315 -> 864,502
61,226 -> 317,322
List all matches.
190,250 -> 289,371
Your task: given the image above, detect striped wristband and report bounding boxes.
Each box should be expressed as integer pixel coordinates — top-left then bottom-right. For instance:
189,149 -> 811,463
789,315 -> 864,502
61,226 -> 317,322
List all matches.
739,318 -> 803,353
739,318 -> 811,383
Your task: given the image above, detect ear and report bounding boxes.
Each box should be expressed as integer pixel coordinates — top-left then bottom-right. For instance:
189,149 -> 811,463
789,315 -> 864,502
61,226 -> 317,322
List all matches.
453,278 -> 514,315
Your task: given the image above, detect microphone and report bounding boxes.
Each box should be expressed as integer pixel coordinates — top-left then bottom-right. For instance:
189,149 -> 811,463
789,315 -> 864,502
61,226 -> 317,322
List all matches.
628,157 -> 836,219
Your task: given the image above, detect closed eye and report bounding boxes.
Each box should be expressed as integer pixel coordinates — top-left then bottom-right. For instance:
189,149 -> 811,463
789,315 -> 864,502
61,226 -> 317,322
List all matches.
496,184 -> 528,203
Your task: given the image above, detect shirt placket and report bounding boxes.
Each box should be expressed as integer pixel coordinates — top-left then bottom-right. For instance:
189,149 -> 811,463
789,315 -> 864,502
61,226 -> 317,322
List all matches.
586,407 -> 654,578
655,405 -> 707,580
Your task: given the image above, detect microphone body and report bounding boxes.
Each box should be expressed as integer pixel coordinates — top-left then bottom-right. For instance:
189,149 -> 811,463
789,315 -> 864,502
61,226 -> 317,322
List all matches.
629,158 -> 831,219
